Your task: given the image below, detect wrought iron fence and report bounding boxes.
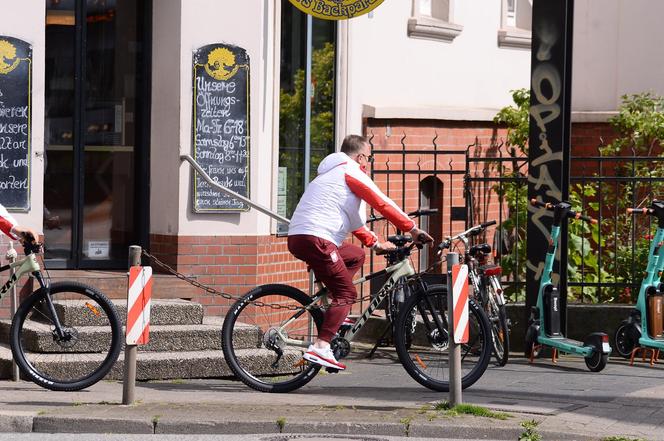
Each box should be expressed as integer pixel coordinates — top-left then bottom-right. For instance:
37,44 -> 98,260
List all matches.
369,134 -> 664,305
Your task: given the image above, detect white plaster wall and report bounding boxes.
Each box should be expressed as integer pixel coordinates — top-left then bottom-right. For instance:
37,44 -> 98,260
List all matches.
175,0 -> 277,236
344,0 -> 532,133
573,0 -> 664,111
150,0 -> 182,235
0,1 -> 45,233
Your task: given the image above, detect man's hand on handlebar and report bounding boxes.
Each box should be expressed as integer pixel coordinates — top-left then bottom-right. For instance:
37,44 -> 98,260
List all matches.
409,227 -> 433,244
13,226 -> 38,245
373,241 -> 397,255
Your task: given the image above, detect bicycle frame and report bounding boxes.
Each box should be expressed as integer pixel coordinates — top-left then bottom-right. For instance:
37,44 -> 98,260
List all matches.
0,252 -> 66,338
0,253 -> 41,297
279,257 -> 416,348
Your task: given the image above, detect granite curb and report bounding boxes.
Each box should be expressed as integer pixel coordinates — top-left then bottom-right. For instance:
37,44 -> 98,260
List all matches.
0,412 -> 602,440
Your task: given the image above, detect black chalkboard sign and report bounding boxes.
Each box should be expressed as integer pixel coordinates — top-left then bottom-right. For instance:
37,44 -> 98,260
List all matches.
0,36 -> 31,211
192,43 -> 250,212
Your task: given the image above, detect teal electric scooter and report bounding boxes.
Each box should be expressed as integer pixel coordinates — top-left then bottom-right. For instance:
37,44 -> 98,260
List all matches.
613,200 -> 664,364
524,199 -> 611,372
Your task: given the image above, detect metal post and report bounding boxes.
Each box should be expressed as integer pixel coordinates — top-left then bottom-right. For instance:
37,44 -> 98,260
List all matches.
122,245 -> 141,405
447,252 -> 462,406
6,242 -> 19,381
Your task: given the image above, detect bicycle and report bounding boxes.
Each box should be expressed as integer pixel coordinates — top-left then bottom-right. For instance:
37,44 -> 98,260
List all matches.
440,221 -> 510,366
2,239 -> 122,391
221,232 -> 492,393
365,209 -> 437,355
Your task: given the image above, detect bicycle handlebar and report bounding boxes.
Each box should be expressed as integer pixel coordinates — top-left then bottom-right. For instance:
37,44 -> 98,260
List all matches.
367,208 -> 438,224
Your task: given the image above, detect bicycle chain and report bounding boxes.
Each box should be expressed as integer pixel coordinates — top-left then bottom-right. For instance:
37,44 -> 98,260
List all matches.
141,249 -> 374,311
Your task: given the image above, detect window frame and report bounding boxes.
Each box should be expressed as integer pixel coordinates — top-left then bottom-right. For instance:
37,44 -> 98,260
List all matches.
498,0 -> 532,49
407,0 -> 463,43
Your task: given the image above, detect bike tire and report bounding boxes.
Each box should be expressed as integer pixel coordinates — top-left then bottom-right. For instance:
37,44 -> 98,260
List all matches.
10,282 -> 122,391
492,305 -> 509,366
394,284 -> 492,392
613,321 -> 639,359
222,284 -> 324,393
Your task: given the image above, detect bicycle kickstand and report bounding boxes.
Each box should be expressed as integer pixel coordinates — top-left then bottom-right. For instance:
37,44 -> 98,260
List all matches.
367,321 -> 392,359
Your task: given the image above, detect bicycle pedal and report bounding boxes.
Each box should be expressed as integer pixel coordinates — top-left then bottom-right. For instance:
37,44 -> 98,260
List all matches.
325,367 -> 340,374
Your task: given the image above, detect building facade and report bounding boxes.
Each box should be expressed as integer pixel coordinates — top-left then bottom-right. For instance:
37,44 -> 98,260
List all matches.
0,0 -> 662,314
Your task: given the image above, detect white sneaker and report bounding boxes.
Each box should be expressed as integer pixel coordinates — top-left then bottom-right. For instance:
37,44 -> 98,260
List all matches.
303,345 -> 346,370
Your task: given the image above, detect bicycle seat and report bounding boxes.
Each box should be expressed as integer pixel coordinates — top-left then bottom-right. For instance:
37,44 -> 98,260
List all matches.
387,235 -> 411,247
479,264 -> 501,277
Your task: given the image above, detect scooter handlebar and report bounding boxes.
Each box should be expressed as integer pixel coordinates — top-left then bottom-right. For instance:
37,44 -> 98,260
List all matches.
627,207 -> 653,215
530,198 -> 553,210
570,211 -> 598,224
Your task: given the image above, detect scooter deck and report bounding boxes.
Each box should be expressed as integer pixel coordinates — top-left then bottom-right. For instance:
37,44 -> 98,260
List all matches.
538,336 -> 592,356
638,337 -> 664,350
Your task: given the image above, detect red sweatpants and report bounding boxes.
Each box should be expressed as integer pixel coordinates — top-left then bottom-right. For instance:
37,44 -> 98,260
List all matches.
287,235 -> 365,342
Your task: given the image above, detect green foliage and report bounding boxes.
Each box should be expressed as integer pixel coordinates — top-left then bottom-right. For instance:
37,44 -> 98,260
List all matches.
493,89 -> 614,302
494,88 -> 531,154
519,420 -> 542,441
279,42 -> 336,217
432,401 -> 510,420
597,93 -> 664,302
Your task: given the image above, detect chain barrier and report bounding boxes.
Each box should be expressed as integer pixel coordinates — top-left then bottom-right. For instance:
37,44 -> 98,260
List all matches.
141,249 -> 375,311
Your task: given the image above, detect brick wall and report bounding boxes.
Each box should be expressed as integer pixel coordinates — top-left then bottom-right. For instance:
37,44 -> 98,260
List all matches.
0,120 -> 619,319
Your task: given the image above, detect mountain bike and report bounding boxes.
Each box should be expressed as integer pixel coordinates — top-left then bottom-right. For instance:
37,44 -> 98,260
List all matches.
2,240 -> 122,391
440,221 -> 510,366
221,234 -> 492,393
365,209 -> 437,355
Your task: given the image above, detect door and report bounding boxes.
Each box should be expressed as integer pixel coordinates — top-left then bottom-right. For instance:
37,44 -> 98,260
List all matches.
44,0 -> 150,268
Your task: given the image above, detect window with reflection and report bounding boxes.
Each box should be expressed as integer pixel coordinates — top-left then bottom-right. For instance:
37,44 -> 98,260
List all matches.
278,1 -> 336,230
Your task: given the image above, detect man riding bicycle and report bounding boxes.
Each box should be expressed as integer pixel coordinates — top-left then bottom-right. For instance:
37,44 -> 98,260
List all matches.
288,134 -> 433,370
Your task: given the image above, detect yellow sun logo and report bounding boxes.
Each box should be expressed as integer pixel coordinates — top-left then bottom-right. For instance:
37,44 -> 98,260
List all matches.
0,40 -> 20,75
205,47 -> 239,81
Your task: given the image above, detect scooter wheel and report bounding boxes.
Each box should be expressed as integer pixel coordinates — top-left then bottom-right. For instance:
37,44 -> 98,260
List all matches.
613,321 -> 639,359
584,349 -> 608,372
524,324 -> 540,358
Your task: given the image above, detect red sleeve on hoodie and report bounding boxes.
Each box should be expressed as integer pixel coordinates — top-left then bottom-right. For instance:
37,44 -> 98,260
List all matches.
345,173 -> 415,232
352,226 -> 378,247
0,205 -> 18,240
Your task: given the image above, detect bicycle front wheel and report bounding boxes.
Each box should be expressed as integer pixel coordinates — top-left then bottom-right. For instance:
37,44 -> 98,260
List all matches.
10,282 -> 122,391
394,284 -> 491,392
222,284 -> 324,393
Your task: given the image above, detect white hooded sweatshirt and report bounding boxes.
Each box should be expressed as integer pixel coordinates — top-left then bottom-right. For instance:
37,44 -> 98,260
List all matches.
288,152 -> 415,247
0,204 -> 18,240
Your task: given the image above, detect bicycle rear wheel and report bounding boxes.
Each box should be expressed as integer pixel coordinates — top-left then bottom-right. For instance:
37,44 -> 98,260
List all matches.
394,284 -> 491,392
10,282 -> 122,391
222,284 -> 324,393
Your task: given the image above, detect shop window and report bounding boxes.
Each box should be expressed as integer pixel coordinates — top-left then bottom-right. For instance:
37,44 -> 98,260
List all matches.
278,1 -> 337,233
408,0 -> 462,43
498,0 -> 532,49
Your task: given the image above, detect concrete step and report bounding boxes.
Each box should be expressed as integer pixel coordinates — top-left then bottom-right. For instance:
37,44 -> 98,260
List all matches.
16,298 -> 204,327
109,298 -> 204,326
0,316 -> 262,353
0,344 -> 303,381
44,270 -> 202,300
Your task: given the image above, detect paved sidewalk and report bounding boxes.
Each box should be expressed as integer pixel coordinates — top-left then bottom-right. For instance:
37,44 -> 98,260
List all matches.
0,349 -> 662,440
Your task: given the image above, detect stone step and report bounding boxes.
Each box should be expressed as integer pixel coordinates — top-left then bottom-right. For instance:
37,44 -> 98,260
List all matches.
110,298 -> 204,326
0,316 -> 262,353
43,270 -> 202,300
16,298 -> 204,327
0,343 -> 303,381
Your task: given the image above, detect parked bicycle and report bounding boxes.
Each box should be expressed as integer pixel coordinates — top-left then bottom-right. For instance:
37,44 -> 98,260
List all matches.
440,221 -> 510,366
222,230 -> 492,393
2,239 -> 122,391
